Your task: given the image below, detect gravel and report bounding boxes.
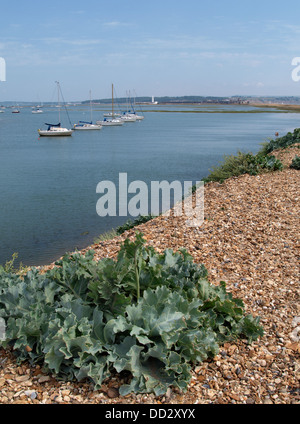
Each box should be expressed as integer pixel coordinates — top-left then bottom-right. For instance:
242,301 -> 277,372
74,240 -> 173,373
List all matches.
0,147 -> 299,404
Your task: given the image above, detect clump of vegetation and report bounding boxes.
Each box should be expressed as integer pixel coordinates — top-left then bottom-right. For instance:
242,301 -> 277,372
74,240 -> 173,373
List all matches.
204,151 -> 283,184
93,229 -> 118,243
0,233 -> 263,396
116,215 -> 157,235
260,127 -> 300,155
93,215 -> 157,244
204,127 -> 300,184
290,155 -> 300,170
0,252 -> 30,275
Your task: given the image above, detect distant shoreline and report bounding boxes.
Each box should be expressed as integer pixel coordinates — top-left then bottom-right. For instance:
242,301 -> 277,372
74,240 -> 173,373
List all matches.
250,103 -> 300,112
2,102 -> 300,113
140,103 -> 300,113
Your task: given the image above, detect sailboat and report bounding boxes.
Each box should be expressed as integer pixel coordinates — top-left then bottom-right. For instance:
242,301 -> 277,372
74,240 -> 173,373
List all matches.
74,90 -> 102,130
119,90 -> 146,122
118,91 -> 137,122
32,107 -> 43,114
38,82 -> 73,137
125,110 -> 144,121
120,110 -> 137,122
32,97 -> 43,113
126,90 -> 144,120
97,84 -> 124,126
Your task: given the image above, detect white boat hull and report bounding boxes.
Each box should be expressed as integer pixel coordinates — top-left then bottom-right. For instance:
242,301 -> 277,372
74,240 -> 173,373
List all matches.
74,123 -> 102,130
121,114 -> 137,122
103,112 -> 121,118
126,112 -> 144,120
38,127 -> 73,137
96,119 -> 124,126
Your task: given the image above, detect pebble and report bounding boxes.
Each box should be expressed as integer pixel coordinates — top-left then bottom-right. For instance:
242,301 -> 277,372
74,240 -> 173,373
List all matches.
15,375 -> 30,383
107,388 -> 119,399
25,390 -> 37,400
38,375 -> 50,383
165,388 -> 172,399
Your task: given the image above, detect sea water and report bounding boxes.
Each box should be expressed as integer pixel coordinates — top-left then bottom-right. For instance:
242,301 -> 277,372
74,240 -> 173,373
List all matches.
0,104 -> 298,266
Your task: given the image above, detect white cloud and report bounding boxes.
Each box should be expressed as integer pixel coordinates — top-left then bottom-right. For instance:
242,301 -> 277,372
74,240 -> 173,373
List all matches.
102,21 -> 131,28
243,82 -> 265,88
103,21 -> 122,27
134,35 -> 235,51
41,37 -> 103,46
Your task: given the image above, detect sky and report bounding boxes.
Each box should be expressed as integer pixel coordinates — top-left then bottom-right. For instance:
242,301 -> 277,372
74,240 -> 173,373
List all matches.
1,0 -> 300,102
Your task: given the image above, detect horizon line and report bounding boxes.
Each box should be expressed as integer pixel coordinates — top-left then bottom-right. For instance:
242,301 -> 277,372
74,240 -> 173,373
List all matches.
2,94 -> 300,104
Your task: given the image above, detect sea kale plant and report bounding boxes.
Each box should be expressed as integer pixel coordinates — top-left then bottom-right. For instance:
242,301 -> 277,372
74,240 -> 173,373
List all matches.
290,155 -> 300,170
0,233 -> 263,395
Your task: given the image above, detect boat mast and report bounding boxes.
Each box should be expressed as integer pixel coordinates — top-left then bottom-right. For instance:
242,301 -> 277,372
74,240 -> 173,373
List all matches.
112,83 -> 114,117
55,81 -> 60,123
90,90 -> 92,122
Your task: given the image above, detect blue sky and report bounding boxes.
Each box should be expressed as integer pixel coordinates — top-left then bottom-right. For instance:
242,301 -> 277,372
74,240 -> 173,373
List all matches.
1,0 -> 300,101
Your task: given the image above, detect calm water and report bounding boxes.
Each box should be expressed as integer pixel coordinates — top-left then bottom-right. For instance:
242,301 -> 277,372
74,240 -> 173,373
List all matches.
0,104 -> 299,266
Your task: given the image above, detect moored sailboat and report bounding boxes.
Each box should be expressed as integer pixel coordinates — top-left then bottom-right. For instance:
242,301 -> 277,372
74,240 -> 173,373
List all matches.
38,123 -> 73,136
74,90 -> 102,130
97,84 -> 124,126
98,117 -> 124,126
127,90 -> 144,120
38,81 -> 73,137
32,107 -> 43,114
120,112 -> 137,122
74,121 -> 102,130
120,90 -> 144,122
